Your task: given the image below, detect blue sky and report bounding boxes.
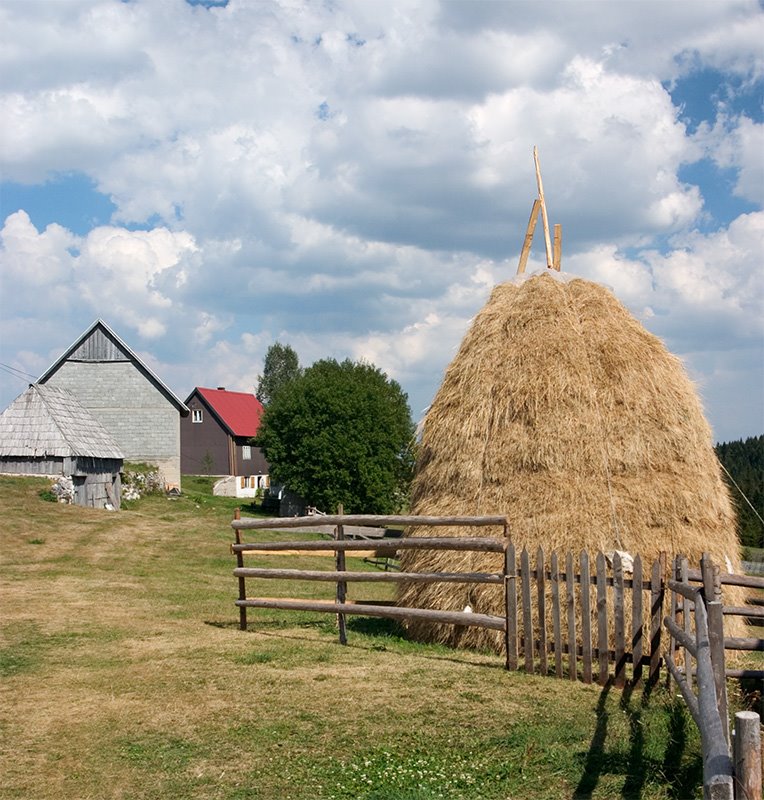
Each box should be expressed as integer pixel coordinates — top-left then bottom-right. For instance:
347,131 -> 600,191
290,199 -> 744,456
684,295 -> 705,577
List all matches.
0,0 -> 762,443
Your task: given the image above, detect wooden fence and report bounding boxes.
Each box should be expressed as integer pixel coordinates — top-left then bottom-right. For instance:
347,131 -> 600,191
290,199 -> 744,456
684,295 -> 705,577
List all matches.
663,558 -> 762,800
231,513 -> 763,685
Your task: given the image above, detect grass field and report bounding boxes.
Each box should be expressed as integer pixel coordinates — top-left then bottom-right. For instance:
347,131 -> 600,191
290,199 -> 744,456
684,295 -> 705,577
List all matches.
0,474 -> 742,799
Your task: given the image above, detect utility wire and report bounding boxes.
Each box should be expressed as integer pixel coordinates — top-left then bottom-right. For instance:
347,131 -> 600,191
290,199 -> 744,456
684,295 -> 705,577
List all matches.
719,461 -> 764,528
0,361 -> 38,380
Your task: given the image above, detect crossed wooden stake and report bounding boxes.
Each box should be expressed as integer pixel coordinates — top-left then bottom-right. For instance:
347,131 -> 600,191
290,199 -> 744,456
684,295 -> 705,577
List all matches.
517,146 -> 561,274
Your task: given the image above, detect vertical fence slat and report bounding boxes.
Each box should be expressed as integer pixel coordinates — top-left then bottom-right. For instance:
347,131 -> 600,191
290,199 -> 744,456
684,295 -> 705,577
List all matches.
234,508 -> 247,631
667,556 -> 679,690
613,552 -> 625,688
734,711 -> 762,800
336,504 -> 347,645
631,555 -> 643,686
506,542 -> 518,670
580,550 -> 592,684
649,556 -> 663,687
537,547 -> 547,676
706,600 -> 729,747
566,550 -> 577,681
680,556 -> 691,691
521,548 -> 534,673
596,552 -> 608,685
552,551 -> 563,679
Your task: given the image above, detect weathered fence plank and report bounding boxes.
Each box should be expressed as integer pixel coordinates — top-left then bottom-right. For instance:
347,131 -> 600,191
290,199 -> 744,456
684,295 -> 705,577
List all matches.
233,537 -> 506,553
734,711 -> 762,800
580,550 -> 592,684
537,547 -> 548,676
649,556 -> 663,686
233,514 -> 508,530
614,553 -> 625,688
521,548 -> 534,673
566,550 -> 576,682
551,551 -> 562,679
596,552 -> 608,686
336,509 -> 347,646
234,568 -> 504,584
632,554 -> 643,686
680,556 -> 692,693
505,542 -> 518,670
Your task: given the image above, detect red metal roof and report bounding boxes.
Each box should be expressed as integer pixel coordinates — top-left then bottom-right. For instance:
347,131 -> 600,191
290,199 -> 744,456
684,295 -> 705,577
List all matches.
195,387 -> 264,437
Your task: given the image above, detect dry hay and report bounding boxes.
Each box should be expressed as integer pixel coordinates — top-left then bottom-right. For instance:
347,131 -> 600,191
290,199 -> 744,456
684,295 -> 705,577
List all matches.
398,272 -> 745,652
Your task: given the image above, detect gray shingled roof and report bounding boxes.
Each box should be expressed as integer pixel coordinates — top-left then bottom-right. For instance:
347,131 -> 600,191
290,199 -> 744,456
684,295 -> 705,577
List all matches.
0,384 -> 124,459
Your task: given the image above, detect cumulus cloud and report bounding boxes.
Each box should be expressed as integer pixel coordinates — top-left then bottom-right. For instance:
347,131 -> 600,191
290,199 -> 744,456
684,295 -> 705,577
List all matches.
0,0 -> 762,441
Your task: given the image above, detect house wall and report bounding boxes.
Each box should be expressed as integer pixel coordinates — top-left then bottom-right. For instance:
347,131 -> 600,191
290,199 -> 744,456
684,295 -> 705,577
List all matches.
43,361 -> 182,487
0,456 -> 66,475
233,437 -> 269,476
181,394 -> 231,476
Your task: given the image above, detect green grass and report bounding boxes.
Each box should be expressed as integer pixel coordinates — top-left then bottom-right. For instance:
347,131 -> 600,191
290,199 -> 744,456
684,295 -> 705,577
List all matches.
0,474 -> 733,799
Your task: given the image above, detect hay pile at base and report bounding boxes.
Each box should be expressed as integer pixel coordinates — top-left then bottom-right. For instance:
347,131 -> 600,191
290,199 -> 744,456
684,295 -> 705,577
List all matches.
398,272 -> 743,652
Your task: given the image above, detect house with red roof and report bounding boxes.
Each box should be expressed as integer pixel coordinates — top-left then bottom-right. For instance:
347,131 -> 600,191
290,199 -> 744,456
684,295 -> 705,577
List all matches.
180,387 -> 269,497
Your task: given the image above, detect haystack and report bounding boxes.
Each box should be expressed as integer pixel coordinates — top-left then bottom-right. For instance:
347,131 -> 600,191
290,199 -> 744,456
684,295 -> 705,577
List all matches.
398,271 -> 743,652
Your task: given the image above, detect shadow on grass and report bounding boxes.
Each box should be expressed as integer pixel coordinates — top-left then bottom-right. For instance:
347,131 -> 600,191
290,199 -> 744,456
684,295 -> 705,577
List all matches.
573,679 -> 702,799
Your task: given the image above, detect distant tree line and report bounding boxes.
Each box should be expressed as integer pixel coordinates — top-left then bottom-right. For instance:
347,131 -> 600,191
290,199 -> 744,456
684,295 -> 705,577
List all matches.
715,435 -> 764,550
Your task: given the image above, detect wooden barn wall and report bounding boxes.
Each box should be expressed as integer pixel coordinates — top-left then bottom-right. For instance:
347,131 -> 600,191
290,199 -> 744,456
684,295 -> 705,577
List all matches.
74,470 -> 121,510
0,457 -> 66,475
69,328 -> 129,362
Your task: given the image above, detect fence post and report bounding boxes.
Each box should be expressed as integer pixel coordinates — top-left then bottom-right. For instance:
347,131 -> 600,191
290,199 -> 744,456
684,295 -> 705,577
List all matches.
505,540 -> 518,670
551,551 -> 563,679
234,508 -> 247,631
681,556 -> 692,693
580,550 -> 592,684
596,551 -> 608,686
734,711 -> 762,800
667,556 -> 679,690
706,599 -> 729,748
632,555 -> 643,686
336,503 -> 347,645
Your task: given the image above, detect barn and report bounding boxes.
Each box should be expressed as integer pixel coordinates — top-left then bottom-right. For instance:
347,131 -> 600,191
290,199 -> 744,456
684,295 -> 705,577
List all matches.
0,384 -> 124,509
38,319 -> 188,490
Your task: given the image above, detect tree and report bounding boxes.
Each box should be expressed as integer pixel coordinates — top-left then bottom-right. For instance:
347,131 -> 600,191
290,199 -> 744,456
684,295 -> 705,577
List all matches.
255,358 -> 416,514
256,342 -> 301,406
716,435 -> 764,550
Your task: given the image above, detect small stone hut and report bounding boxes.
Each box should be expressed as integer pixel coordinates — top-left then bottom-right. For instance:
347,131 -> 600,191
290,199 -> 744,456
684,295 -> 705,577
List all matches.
0,384 -> 124,509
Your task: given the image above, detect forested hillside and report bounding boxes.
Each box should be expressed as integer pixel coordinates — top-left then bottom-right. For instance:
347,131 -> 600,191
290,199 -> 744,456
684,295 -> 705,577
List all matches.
715,435 -> 764,550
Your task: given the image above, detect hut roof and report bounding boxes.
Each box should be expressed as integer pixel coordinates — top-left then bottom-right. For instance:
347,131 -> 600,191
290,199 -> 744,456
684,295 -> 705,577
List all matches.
0,384 -> 124,460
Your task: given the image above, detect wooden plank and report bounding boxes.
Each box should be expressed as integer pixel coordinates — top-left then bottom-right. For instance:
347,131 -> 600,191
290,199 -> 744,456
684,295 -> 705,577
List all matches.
236,598 -> 507,631
680,556 -> 692,692
667,556 -> 679,689
580,550 -> 592,684
336,510 -> 347,646
686,569 -> 764,590
233,514 -> 508,530
533,146 -> 554,269
596,552 -> 608,685
649,557 -> 663,687
722,637 -> 764,651
243,549 -> 380,558
517,199 -> 540,275
613,552 -> 625,688
234,568 -> 503,584
566,551 -> 576,681
537,547 -> 548,676
553,223 -> 562,271
234,537 -> 506,553
551,551 -> 562,678
631,555 -> 643,686
505,542 -> 518,670
706,601 -> 729,746
521,548 -> 534,673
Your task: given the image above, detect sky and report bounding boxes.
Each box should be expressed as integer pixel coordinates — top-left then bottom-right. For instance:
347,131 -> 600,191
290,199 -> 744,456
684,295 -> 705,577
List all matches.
0,0 -> 762,444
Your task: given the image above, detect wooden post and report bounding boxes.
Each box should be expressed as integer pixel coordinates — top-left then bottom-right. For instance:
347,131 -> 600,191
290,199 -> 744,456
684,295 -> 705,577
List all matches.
734,711 -> 762,800
680,556 -> 692,692
596,551 -> 608,686
521,547 -> 534,673
649,556 -> 663,687
551,551 -> 563,679
533,146 -> 554,270
234,508 -> 247,631
580,550 -> 592,684
614,552 -> 626,688
553,223 -> 562,271
566,550 -> 577,681
505,541 -> 518,670
336,504 -> 347,645
667,556 -> 679,690
517,200 -> 541,275
537,547 -> 548,676
632,555 -> 643,686
706,600 -> 729,747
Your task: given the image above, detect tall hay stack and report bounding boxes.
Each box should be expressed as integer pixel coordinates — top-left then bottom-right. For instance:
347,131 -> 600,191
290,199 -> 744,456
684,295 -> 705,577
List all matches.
398,271 -> 744,652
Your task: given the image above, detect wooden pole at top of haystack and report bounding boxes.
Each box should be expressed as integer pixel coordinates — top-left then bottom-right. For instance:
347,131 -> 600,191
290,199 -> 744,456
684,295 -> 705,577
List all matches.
533,146 -> 554,270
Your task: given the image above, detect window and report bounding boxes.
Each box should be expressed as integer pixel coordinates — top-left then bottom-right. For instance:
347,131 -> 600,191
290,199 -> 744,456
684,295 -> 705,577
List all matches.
192,408 -> 203,423
240,477 -> 247,489
242,445 -> 252,460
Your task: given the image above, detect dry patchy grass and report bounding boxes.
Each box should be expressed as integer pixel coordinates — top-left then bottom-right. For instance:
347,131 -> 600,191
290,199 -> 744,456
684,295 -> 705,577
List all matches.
0,476 -> 710,799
